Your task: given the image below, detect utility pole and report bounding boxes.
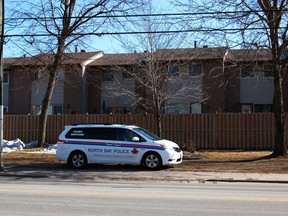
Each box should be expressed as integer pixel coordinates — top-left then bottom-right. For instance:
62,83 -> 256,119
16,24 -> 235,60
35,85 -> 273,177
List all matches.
0,0 -> 4,171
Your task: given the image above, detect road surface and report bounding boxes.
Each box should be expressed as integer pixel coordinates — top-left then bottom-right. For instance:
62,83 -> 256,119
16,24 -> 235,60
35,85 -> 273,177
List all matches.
0,178 -> 287,216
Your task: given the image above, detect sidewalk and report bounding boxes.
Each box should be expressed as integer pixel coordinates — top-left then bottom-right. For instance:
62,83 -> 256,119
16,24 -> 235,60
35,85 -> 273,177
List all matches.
1,167 -> 288,183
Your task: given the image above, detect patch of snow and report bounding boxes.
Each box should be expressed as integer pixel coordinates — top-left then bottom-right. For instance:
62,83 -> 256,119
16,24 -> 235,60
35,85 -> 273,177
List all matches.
3,138 -> 25,153
25,140 -> 39,149
2,138 -> 57,154
31,144 -> 57,154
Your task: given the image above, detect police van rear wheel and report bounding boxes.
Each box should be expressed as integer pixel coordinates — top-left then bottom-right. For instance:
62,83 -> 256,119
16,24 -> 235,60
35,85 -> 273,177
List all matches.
143,152 -> 162,170
68,151 -> 87,169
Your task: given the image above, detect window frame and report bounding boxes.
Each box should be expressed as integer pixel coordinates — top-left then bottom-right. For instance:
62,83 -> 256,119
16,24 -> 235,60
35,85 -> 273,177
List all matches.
106,107 -> 132,114
165,103 -> 202,114
31,105 -> 42,115
241,67 -> 255,79
254,104 -> 272,113
52,105 -> 63,115
32,70 -> 44,81
102,70 -> 114,81
31,105 -> 63,115
3,107 -> 8,113
168,65 -> 180,77
263,70 -> 274,78
3,71 -> 9,84
57,70 -> 64,81
122,72 -> 133,79
189,63 -> 202,77
241,104 -> 253,113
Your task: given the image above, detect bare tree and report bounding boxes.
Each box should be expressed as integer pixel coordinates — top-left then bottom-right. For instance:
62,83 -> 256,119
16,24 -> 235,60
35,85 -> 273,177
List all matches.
176,0 -> 288,156
7,0 -> 134,146
0,0 -> 4,171
104,0 -> 204,137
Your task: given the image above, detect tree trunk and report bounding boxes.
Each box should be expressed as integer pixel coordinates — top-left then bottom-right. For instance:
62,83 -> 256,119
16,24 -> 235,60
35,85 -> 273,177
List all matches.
272,69 -> 287,156
156,113 -> 162,138
37,40 -> 64,147
37,72 -> 58,147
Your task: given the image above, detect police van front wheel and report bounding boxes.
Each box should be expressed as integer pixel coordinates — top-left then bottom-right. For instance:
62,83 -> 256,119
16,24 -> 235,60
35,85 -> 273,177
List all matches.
68,151 -> 87,169
142,152 -> 162,170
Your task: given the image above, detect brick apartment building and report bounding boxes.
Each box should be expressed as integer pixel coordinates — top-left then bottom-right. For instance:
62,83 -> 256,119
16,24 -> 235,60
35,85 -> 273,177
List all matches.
3,47 -> 288,115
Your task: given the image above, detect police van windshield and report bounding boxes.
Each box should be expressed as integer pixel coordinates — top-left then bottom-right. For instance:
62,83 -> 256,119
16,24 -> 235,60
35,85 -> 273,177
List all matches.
133,128 -> 161,141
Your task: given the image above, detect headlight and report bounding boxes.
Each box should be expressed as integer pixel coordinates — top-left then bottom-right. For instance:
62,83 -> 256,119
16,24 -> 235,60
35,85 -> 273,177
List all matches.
161,144 -> 181,152
173,147 -> 181,153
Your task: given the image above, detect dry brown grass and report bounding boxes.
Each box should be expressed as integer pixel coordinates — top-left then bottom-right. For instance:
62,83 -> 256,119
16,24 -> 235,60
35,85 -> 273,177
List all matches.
176,151 -> 288,173
3,149 -> 288,173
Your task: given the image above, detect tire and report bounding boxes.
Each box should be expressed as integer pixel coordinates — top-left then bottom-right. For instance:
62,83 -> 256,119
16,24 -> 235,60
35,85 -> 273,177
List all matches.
68,151 -> 87,169
142,152 -> 162,170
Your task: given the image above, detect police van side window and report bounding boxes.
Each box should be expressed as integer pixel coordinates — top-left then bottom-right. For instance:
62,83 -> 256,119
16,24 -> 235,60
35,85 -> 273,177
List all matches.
65,127 -> 146,141
65,128 -> 88,139
89,128 -> 117,140
65,127 -> 117,140
116,128 -> 145,142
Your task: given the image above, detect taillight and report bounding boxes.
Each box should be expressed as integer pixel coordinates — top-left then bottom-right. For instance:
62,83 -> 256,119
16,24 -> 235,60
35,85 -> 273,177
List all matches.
57,139 -> 64,144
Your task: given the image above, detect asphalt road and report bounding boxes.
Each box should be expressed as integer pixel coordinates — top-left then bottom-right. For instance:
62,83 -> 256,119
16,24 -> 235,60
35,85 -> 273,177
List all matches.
0,179 -> 287,216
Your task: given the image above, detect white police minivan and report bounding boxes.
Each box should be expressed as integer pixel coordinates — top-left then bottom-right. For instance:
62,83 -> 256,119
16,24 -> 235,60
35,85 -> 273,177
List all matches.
56,124 -> 183,169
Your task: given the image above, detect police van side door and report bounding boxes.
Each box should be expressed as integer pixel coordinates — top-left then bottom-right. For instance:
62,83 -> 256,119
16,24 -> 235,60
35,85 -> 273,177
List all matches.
112,128 -> 143,164
86,127 -> 117,164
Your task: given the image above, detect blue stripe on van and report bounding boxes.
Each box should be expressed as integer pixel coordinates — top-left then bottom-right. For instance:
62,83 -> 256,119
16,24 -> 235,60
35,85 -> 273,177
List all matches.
62,140 -> 165,150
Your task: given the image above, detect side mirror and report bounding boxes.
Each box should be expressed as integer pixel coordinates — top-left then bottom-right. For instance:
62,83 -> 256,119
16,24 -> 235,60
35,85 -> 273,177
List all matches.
132,137 -> 140,142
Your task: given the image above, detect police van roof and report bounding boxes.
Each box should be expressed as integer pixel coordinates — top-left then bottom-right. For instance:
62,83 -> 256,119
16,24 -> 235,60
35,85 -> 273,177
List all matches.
67,123 -> 138,128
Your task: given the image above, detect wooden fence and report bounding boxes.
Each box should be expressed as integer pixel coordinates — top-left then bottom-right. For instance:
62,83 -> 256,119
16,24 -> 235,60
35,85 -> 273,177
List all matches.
3,113 -> 282,150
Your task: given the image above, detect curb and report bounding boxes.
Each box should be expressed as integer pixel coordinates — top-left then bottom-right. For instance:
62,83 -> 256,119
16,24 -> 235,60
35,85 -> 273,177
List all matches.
1,170 -> 288,184
205,179 -> 288,184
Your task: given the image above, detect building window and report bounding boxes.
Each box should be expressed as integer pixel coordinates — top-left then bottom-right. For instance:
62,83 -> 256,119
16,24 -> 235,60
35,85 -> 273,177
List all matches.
102,71 -> 114,81
254,104 -> 272,113
264,70 -> 273,78
165,103 -> 202,114
31,105 -> 63,115
241,68 -> 255,78
189,64 -> 202,76
241,104 -> 272,113
52,105 -> 63,114
168,65 -> 179,77
191,103 -> 202,113
3,107 -> 8,114
122,72 -> 132,79
241,104 -> 253,113
262,64 -> 274,78
32,70 -> 44,81
3,71 -> 9,84
31,105 -> 41,115
166,103 -> 190,114
58,70 -> 64,81
106,107 -> 132,114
